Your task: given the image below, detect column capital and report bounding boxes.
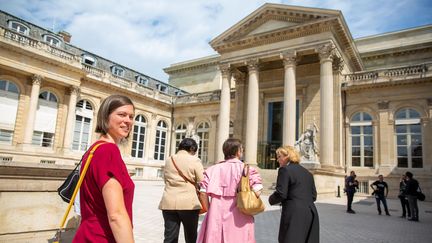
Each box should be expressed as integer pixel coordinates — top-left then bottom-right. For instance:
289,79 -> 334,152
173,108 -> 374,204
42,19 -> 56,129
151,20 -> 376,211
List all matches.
68,86 -> 80,96
211,114 -> 218,121
316,44 -> 335,63
332,56 -> 344,72
280,51 -> 297,68
31,74 -> 42,85
232,69 -> 246,85
245,59 -> 260,72
218,63 -> 231,79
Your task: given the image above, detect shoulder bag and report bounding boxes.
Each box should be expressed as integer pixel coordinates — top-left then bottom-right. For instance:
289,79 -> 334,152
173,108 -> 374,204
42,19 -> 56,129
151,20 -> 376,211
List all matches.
236,164 -> 265,216
417,185 -> 426,201
171,156 -> 208,214
52,142 -> 106,243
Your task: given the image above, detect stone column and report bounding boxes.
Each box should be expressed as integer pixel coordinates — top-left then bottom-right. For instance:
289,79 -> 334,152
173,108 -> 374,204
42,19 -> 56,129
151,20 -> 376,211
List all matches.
317,44 -> 335,166
232,70 -> 246,141
63,86 -> 79,150
23,75 -> 42,144
216,64 -> 231,162
245,59 -> 260,165
281,51 -> 297,146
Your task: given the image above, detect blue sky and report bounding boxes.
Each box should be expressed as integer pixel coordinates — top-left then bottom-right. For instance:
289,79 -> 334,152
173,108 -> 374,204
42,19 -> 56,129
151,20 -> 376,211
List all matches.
1,0 -> 431,82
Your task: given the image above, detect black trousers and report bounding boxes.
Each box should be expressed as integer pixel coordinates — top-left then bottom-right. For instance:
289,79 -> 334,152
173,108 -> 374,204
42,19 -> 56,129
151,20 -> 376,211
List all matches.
407,195 -> 419,220
162,210 -> 200,243
346,191 -> 355,211
399,196 -> 410,217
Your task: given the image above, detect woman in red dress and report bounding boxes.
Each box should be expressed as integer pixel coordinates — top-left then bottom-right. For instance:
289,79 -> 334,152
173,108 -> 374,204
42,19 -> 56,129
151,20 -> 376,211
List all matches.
73,95 -> 135,243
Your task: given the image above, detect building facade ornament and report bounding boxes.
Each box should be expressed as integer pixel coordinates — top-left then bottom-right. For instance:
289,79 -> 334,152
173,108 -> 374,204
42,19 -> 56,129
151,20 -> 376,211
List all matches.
245,59 -> 260,72
332,56 -> 344,72
378,101 -> 390,110
68,86 -> 80,96
232,69 -> 246,85
31,74 -> 42,85
280,51 -> 297,68
219,63 -> 231,79
316,44 -> 335,63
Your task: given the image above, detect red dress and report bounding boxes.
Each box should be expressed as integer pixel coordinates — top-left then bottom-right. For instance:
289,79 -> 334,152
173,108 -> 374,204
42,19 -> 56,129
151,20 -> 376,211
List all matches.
73,141 -> 135,243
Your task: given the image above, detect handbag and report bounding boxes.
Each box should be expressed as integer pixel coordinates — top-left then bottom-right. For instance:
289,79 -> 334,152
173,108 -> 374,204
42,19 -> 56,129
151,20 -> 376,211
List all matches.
417,186 -> 426,201
170,156 -> 208,214
58,161 -> 82,203
52,142 -> 106,243
236,164 -> 265,216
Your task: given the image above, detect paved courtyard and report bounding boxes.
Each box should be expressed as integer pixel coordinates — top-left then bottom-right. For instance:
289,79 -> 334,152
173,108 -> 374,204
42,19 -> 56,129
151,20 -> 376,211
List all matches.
134,180 -> 432,243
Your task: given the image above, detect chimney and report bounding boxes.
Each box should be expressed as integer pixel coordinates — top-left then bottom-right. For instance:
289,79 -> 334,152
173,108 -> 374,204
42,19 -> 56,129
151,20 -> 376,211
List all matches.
58,30 -> 72,43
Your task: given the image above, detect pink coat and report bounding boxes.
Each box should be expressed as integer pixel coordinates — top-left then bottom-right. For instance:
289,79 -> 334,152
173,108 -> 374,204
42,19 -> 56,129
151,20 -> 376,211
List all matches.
197,158 -> 263,243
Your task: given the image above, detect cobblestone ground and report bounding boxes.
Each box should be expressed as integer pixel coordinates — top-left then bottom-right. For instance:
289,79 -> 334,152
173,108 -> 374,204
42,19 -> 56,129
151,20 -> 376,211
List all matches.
134,181 -> 432,243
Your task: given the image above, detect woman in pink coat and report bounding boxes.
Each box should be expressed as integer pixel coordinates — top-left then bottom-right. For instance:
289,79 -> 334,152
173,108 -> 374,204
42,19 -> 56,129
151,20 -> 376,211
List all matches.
197,138 -> 263,243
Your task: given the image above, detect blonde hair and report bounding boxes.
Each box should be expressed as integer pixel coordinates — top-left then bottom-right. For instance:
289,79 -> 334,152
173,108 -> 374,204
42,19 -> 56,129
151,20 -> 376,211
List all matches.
276,146 -> 301,164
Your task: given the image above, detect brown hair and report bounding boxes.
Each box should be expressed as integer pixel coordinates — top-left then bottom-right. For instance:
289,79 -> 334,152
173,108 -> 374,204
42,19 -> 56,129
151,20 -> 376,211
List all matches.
222,138 -> 242,160
95,94 -> 134,135
276,146 -> 300,163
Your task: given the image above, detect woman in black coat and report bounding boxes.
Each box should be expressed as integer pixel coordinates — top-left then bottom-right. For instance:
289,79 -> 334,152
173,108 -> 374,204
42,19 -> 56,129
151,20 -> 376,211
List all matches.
269,146 -> 319,243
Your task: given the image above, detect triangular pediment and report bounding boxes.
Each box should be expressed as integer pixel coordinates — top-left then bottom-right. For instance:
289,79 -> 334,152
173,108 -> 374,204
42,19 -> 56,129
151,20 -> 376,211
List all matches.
210,3 -> 341,49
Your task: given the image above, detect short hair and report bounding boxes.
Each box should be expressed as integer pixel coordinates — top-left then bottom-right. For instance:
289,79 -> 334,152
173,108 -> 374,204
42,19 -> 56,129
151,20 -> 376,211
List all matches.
222,138 -> 242,160
178,138 -> 198,153
95,94 -> 134,135
405,171 -> 413,179
276,146 -> 300,164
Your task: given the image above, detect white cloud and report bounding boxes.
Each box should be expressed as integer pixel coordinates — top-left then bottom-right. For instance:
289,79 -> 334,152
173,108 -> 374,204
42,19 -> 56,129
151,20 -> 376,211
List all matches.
0,0 -> 431,81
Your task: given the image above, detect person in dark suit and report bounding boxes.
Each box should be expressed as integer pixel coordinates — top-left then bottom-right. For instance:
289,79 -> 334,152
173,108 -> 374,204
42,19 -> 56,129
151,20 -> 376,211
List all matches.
345,171 -> 358,214
269,145 -> 319,243
405,171 -> 420,221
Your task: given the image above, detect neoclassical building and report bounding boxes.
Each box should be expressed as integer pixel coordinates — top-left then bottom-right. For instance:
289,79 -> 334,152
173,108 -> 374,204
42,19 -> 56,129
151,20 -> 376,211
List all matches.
0,3 -> 431,241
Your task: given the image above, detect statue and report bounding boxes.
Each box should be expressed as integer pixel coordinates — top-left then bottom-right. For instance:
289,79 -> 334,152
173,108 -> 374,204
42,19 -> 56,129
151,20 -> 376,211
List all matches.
187,129 -> 200,156
295,123 -> 319,161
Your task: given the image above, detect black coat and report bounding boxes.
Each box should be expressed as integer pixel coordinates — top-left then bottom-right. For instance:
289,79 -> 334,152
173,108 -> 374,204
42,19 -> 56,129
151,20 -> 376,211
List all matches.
269,163 -> 319,243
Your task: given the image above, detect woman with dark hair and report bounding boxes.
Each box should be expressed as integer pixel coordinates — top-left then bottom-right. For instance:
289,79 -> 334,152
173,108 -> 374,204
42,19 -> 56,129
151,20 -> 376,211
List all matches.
73,94 -> 135,243
197,138 -> 263,243
159,138 -> 205,243
269,146 -> 319,243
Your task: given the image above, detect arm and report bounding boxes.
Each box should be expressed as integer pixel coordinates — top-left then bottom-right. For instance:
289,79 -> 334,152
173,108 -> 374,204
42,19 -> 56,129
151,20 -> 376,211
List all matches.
268,167 -> 289,205
102,178 -> 134,243
312,178 -> 317,202
249,166 -> 263,197
385,183 -> 389,197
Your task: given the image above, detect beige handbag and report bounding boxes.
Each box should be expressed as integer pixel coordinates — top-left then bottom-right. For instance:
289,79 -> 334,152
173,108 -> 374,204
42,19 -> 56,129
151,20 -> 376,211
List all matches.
236,164 -> 265,216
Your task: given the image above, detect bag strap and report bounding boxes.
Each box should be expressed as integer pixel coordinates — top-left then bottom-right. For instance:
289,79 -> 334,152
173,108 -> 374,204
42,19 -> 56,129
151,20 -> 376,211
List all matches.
58,141 -> 107,229
171,156 -> 199,191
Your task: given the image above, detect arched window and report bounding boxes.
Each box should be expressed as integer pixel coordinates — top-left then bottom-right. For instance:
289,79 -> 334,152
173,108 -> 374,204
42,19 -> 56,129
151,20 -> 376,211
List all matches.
0,80 -> 20,144
350,112 -> 373,167
154,120 -> 167,161
8,20 -> 30,35
175,123 -> 187,150
197,122 -> 210,163
132,115 -> 147,158
43,34 -> 62,47
32,91 -> 58,147
396,108 -> 422,168
72,100 -> 93,151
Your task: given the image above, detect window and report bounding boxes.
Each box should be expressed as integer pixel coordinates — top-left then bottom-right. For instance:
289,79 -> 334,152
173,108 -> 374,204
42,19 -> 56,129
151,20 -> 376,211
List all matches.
111,66 -> 125,77
0,129 -> 13,144
8,21 -> 30,35
229,121 -> 234,138
350,112 -> 373,167
32,131 -> 54,147
82,54 -> 96,66
197,122 -> 210,163
135,168 -> 143,177
154,120 -> 167,161
0,80 -> 20,144
174,90 -> 183,96
396,108 -> 422,168
43,34 -> 62,47
72,100 -> 93,151
156,84 -> 167,93
136,76 -> 148,86
131,115 -> 147,158
175,123 -> 187,151
33,91 -> 58,147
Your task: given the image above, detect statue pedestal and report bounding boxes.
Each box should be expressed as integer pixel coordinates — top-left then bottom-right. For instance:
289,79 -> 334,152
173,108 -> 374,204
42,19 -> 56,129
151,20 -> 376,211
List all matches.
300,158 -> 321,169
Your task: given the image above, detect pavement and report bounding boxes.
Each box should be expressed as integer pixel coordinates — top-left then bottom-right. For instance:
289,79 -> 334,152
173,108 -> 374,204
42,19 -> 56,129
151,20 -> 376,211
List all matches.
134,180 -> 432,243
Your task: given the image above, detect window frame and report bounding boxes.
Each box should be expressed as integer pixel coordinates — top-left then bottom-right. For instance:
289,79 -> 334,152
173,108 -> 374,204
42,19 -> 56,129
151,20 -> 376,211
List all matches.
175,123 -> 187,151
82,54 -> 97,66
136,76 -> 149,86
131,115 -> 147,158
72,100 -> 93,151
154,120 -> 168,161
111,66 -> 125,77
43,34 -> 62,47
395,108 -> 423,168
8,20 -> 30,35
197,122 -> 210,164
349,112 -> 374,168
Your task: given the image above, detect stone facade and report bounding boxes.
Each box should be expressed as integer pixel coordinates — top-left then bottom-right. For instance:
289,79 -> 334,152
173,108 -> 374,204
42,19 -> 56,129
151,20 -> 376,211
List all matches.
0,3 -> 431,241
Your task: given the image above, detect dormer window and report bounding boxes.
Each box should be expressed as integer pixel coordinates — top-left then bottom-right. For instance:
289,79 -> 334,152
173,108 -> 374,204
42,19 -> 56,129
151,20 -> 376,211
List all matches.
43,34 -> 62,47
8,20 -> 30,35
174,90 -> 183,96
111,66 -> 125,77
156,84 -> 167,93
136,76 -> 148,86
82,54 -> 96,66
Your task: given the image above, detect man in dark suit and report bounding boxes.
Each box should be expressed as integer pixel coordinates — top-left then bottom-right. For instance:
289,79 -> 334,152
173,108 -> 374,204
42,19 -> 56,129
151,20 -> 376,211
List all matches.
405,171 -> 420,221
345,171 -> 358,214
269,146 -> 319,243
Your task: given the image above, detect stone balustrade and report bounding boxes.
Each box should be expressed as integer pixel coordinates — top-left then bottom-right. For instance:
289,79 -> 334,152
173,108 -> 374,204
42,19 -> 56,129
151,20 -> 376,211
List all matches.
174,90 -> 221,104
342,63 -> 431,87
2,28 -> 80,62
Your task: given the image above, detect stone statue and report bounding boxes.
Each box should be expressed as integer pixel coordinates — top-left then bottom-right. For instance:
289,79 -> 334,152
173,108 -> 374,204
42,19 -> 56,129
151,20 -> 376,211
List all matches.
187,129 -> 200,156
295,123 -> 319,161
